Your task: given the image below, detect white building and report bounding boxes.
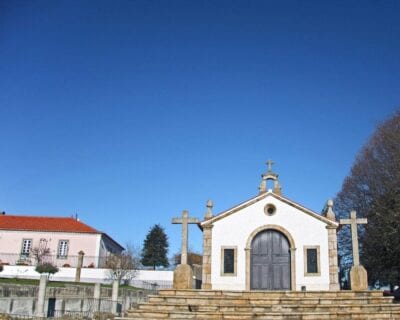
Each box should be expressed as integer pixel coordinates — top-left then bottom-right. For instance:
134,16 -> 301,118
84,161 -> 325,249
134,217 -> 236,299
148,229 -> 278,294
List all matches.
200,164 -> 340,291
0,214 -> 124,268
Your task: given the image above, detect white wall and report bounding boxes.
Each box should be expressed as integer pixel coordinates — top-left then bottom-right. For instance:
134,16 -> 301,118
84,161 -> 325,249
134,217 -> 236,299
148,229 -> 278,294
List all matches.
211,194 -> 331,291
0,265 -> 173,287
0,230 -> 100,265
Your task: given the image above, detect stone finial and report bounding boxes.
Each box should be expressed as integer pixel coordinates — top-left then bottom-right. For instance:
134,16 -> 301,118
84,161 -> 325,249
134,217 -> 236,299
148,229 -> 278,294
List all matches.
205,199 -> 213,219
324,199 -> 336,221
258,179 -> 266,194
273,180 -> 282,196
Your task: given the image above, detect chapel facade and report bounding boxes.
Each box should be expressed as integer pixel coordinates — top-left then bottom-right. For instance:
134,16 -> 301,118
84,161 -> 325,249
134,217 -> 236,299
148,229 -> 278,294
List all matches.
199,162 -> 340,291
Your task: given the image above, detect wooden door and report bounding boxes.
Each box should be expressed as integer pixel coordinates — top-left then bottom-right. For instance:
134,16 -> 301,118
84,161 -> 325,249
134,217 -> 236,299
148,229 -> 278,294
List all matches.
250,230 -> 291,290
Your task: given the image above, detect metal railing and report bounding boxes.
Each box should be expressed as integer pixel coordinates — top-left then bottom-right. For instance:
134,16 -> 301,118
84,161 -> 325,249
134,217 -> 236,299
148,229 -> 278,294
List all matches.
0,253 -> 108,268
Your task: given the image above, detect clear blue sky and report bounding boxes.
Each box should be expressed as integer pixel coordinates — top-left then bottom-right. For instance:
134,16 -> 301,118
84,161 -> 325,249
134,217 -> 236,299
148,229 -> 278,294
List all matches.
1,1 -> 399,258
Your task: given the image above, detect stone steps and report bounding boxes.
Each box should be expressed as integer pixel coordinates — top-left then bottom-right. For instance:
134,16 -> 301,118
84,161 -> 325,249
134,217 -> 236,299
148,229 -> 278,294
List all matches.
137,302 -> 400,313
148,294 -> 393,305
158,289 -> 385,298
122,289 -> 400,319
124,310 -> 400,319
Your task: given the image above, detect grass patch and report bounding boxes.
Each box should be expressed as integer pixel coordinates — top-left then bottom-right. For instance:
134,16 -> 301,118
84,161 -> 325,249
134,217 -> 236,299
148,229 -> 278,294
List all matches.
0,277 -> 39,285
0,277 -> 93,287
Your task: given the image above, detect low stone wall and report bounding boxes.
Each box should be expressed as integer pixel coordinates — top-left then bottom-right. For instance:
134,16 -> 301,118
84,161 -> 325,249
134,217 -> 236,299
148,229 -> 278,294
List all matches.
0,284 -> 149,317
0,283 -> 142,299
0,296 -> 131,317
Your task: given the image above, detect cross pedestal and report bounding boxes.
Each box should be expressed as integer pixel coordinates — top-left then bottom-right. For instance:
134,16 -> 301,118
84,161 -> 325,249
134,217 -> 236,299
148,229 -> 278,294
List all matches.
340,210 -> 368,290
171,210 -> 199,289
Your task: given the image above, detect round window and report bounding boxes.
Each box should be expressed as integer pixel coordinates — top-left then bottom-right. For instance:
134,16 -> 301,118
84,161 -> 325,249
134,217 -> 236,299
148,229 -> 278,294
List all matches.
264,204 -> 276,216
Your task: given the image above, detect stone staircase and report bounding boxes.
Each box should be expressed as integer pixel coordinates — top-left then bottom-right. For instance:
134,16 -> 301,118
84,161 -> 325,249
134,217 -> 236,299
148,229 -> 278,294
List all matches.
123,289 -> 400,319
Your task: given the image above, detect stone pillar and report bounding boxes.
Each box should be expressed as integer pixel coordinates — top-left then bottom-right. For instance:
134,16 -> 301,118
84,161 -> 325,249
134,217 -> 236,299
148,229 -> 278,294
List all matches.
36,273 -> 48,317
327,226 -> 340,290
111,279 -> 119,314
93,283 -> 101,312
201,225 -> 213,289
75,250 -> 85,282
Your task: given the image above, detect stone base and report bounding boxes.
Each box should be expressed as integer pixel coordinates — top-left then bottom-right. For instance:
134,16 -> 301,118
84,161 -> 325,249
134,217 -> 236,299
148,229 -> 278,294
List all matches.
350,265 -> 368,290
173,264 -> 193,289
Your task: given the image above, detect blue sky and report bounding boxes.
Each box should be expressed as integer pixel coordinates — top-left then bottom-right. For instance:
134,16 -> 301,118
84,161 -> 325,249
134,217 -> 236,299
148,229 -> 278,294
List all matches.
0,1 -> 399,258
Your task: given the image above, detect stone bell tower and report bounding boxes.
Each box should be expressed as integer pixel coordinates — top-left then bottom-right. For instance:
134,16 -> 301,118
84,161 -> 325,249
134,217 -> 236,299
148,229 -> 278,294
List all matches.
258,160 -> 282,195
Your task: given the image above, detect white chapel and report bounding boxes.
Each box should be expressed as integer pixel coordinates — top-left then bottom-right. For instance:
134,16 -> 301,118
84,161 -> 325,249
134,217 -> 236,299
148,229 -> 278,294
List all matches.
199,162 -> 340,291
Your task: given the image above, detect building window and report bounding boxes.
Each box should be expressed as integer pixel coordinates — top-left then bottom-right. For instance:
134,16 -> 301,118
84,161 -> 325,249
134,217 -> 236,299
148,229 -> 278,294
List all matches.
304,246 -> 320,276
58,240 -> 69,258
264,203 -> 277,216
221,246 -> 237,276
21,239 -> 32,257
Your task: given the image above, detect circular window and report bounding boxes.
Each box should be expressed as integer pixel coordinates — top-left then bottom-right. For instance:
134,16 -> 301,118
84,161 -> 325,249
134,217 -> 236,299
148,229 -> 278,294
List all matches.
264,204 -> 276,216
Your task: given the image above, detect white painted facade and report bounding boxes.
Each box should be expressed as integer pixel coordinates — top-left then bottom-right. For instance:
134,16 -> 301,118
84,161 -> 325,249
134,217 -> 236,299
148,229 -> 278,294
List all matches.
200,165 -> 340,292
208,193 -> 334,291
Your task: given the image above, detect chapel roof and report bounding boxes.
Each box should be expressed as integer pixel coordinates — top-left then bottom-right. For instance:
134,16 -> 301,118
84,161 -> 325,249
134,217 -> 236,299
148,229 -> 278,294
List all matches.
200,191 -> 338,228
200,160 -> 338,229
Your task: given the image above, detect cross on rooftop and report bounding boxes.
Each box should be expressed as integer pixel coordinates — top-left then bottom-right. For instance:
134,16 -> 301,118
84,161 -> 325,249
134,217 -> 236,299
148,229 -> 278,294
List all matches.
339,210 -> 368,266
171,210 -> 199,265
266,159 -> 274,172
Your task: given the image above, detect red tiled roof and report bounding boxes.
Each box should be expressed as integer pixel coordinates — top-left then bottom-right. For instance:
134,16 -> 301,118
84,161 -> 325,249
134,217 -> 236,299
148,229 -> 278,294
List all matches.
0,215 -> 100,233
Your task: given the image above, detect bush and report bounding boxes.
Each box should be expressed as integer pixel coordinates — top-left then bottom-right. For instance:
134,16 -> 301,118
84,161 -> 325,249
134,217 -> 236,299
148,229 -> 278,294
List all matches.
62,263 -> 71,267
0,265 -> 3,272
35,262 -> 59,274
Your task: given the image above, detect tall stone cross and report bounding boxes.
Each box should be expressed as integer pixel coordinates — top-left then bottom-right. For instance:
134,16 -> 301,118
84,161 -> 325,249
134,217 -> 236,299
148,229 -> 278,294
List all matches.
172,210 -> 199,265
339,210 -> 368,266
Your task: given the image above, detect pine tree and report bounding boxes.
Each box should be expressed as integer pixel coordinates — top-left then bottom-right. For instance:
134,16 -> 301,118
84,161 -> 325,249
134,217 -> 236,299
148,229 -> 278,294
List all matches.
141,224 -> 169,270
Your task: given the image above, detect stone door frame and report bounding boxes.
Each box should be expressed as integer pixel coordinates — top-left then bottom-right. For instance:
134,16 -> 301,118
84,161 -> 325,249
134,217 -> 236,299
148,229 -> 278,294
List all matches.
245,224 -> 296,290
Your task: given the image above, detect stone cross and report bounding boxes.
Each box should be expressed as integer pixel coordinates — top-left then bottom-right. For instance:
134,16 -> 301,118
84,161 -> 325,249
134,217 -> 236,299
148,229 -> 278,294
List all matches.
172,210 -> 199,265
339,210 -> 368,266
266,159 -> 274,172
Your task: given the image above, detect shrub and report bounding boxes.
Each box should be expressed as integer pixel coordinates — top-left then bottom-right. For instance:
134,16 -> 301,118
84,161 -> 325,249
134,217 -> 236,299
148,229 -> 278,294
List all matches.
62,263 -> 71,267
35,262 -> 59,274
0,265 -> 3,272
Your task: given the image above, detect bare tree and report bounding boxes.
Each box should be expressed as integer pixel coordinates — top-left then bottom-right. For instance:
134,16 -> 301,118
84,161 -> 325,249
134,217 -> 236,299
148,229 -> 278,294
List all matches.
31,239 -> 51,265
106,244 -> 140,284
335,110 -> 400,287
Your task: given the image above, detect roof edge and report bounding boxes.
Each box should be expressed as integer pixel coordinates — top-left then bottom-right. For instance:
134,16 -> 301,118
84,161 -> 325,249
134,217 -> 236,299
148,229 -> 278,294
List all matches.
201,191 -> 338,227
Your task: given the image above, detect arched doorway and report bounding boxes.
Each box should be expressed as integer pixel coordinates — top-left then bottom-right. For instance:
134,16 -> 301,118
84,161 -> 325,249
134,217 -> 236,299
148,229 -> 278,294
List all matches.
250,229 -> 291,290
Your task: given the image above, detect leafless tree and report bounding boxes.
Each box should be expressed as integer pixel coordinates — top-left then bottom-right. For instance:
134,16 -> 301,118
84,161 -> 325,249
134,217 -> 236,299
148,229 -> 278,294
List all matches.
106,244 -> 140,284
335,110 -> 400,287
31,239 -> 51,265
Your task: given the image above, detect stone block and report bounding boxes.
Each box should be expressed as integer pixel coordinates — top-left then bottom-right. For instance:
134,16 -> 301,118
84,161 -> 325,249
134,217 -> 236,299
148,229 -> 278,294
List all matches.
173,264 -> 193,289
350,265 -> 368,290
203,264 -> 211,274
